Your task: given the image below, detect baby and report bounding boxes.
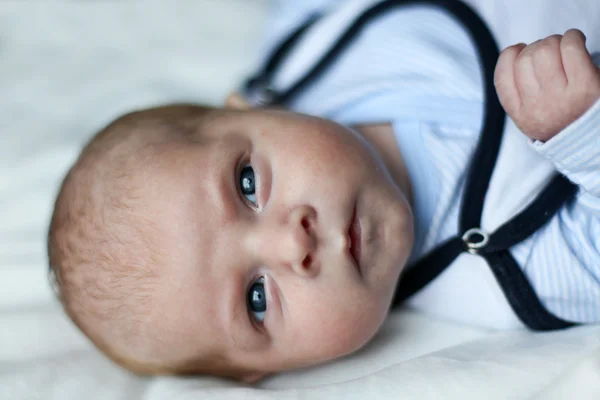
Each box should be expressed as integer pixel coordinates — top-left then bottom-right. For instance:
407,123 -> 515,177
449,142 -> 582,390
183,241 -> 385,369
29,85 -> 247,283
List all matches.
47,1 -> 600,383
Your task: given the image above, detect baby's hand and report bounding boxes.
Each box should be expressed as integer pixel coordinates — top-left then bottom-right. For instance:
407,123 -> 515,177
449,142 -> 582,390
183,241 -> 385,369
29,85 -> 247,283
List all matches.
494,29 -> 600,142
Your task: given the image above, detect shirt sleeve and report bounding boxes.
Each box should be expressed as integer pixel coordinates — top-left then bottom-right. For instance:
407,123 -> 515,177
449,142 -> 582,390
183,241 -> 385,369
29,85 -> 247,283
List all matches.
531,97 -> 600,214
521,96 -> 600,323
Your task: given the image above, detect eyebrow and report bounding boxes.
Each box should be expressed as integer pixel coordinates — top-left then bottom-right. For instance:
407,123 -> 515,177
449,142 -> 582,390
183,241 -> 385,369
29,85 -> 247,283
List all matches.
211,147 -> 240,226
224,266 -> 263,353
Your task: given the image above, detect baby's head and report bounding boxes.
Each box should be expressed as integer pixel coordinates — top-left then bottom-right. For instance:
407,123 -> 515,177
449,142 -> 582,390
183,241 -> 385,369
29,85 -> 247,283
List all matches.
48,100 -> 413,382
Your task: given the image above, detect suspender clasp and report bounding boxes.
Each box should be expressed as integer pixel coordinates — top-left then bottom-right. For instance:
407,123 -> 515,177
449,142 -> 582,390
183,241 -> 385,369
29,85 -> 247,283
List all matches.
462,227 -> 489,254
245,77 -> 279,107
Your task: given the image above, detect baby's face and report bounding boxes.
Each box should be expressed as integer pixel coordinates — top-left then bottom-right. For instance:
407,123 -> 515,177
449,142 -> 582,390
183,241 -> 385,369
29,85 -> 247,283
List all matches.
135,107 -> 413,379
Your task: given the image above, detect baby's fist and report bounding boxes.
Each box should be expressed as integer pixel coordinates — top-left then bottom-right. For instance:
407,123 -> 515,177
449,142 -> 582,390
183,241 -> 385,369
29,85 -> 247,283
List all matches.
494,29 -> 600,142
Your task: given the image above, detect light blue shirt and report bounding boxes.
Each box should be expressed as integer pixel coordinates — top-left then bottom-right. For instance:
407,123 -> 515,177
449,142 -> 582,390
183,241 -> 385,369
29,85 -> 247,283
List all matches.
253,0 -> 600,323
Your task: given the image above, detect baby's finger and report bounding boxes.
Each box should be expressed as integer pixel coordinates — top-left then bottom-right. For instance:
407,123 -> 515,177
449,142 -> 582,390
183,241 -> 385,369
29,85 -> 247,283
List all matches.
533,35 -> 567,90
495,43 -> 526,115
514,41 -> 542,99
561,29 -> 596,84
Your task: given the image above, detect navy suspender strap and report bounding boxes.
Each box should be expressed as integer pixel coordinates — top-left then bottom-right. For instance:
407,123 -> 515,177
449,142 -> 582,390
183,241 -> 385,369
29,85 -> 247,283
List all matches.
245,14 -> 321,106
395,174 -> 578,330
247,0 -> 503,107
243,0 -> 580,330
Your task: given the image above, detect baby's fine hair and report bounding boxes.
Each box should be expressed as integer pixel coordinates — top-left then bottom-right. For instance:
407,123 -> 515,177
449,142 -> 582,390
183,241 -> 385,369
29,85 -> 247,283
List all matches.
47,104 -> 232,376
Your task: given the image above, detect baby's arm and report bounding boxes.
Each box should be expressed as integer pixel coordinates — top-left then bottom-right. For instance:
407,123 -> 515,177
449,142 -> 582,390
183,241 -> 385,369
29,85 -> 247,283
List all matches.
494,30 -> 600,322
511,97 -> 600,322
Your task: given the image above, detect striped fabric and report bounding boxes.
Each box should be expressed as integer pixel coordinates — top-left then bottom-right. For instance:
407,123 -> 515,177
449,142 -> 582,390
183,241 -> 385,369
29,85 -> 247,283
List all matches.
254,0 -> 600,324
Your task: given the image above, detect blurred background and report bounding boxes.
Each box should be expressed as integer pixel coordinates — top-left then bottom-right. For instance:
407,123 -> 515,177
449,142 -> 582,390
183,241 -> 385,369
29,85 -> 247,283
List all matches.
0,0 -> 268,371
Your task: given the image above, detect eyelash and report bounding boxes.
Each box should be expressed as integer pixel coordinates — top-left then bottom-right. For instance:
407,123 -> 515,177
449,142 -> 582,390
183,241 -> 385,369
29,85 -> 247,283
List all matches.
237,158 -> 259,210
247,275 -> 267,325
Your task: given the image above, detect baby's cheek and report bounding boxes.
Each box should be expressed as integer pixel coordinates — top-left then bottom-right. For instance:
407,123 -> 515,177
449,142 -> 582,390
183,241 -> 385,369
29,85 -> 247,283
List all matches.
298,122 -> 374,172
293,296 -> 384,361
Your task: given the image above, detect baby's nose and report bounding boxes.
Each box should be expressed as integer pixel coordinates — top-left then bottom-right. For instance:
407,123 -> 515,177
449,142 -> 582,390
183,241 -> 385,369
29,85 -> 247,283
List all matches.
272,205 -> 319,277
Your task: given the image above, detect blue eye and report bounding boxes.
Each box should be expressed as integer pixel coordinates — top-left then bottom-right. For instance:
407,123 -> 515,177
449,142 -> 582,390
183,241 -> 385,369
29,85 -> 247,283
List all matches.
247,277 -> 267,322
239,165 -> 257,205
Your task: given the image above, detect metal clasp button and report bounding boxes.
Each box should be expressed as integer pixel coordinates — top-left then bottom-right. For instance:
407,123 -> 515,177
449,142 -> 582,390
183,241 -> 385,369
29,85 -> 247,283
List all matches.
246,79 -> 278,107
462,227 -> 489,254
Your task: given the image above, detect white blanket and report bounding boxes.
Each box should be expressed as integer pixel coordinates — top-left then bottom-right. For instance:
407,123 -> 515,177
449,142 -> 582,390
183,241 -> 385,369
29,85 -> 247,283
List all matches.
1,1 -> 599,399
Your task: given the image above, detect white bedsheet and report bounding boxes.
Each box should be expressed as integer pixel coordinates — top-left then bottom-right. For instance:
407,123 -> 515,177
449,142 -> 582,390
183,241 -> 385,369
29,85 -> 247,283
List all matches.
1,1 -> 599,399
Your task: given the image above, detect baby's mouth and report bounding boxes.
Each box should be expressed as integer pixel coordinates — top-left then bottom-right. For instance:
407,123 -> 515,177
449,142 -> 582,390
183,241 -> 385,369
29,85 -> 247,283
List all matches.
348,205 -> 362,278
